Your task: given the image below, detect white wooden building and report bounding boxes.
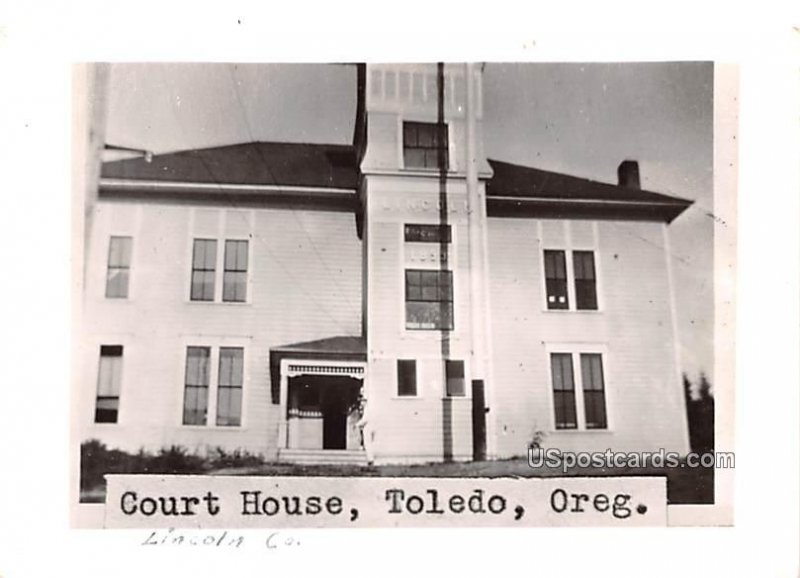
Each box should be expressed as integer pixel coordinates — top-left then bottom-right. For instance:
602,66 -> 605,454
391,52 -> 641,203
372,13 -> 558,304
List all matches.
76,64 -> 692,465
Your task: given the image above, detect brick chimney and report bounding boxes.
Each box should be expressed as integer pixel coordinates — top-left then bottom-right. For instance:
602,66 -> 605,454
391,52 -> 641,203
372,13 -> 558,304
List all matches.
618,160 -> 640,189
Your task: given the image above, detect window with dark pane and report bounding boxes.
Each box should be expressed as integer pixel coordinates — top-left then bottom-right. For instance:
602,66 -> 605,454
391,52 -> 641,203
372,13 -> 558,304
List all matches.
580,353 -> 607,429
183,346 -> 210,425
397,359 -> 417,397
445,360 -> 466,397
544,250 -> 569,309
223,240 -> 248,302
298,383 -> 321,410
551,353 -> 577,429
573,251 -> 598,310
405,269 -> 454,330
95,345 -> 123,423
404,224 -> 451,243
190,239 -> 217,301
105,236 -> 132,298
403,121 -> 448,170
216,347 -> 243,426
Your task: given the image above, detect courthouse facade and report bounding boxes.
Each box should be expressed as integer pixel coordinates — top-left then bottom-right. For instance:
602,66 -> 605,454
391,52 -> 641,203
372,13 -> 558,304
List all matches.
77,64 -> 692,465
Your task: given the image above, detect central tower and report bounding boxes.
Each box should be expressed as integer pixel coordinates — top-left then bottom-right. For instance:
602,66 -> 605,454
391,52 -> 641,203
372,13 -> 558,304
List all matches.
356,63 -> 494,464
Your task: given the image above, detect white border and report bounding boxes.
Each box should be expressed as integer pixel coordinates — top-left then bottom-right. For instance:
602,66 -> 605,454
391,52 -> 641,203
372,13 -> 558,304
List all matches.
2,4 -> 798,578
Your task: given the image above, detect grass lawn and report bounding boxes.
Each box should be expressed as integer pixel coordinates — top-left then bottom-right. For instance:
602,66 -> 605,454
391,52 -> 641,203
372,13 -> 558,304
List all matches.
81,458 -> 712,505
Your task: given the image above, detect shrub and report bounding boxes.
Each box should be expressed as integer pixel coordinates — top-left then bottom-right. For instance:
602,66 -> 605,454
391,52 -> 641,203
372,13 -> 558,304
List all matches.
80,440 -> 268,499
207,447 -> 266,470
80,440 -> 210,497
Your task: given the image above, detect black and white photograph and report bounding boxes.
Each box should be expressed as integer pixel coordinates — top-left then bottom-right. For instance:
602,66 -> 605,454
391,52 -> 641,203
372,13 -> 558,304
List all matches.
72,61 -> 727,527
1,4 -> 798,576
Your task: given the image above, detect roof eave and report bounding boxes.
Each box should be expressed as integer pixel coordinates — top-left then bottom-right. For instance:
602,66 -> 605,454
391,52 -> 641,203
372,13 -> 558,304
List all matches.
98,178 -> 359,212
486,195 -> 692,223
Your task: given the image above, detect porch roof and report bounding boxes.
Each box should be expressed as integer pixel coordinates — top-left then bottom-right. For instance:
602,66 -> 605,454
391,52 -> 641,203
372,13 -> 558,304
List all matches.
269,336 -> 366,403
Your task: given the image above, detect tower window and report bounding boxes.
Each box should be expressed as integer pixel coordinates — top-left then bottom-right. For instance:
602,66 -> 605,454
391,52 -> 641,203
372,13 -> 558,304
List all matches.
405,269 -> 454,330
403,121 -> 448,170
445,360 -> 466,397
397,360 -> 417,397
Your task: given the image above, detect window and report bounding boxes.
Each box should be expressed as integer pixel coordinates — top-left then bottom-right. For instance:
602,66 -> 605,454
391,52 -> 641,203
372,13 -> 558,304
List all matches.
216,347 -> 243,426
544,250 -> 569,310
550,353 -> 577,429
405,269 -> 454,330
397,359 -> 417,397
403,121 -> 448,170
191,238 -> 249,302
573,251 -> 598,310
580,354 -> 607,429
550,351 -> 608,430
191,239 -> 217,301
95,345 -> 123,423
445,360 -> 465,397
223,240 -> 248,302
298,383 -> 321,410
544,249 -> 599,311
105,236 -> 132,298
183,346 -> 245,426
183,346 -> 210,425
405,224 -> 451,244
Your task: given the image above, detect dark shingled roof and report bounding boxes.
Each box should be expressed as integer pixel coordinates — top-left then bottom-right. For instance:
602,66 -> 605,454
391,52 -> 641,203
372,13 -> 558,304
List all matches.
268,336 -> 366,404
101,141 -> 359,190
99,142 -> 692,222
486,159 -> 688,204
485,159 -> 692,222
270,335 -> 366,358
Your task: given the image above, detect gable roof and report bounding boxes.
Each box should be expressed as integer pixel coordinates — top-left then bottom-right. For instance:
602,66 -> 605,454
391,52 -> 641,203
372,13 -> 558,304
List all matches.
485,159 -> 692,223
101,141 -> 358,190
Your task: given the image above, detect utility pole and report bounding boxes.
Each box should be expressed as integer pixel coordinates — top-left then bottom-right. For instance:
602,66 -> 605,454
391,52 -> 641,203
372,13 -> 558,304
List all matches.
465,62 -> 488,461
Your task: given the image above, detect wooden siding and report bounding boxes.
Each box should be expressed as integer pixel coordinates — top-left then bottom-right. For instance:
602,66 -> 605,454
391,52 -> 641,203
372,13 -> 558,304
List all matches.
78,200 -> 362,456
364,175 -> 476,462
487,217 -> 690,457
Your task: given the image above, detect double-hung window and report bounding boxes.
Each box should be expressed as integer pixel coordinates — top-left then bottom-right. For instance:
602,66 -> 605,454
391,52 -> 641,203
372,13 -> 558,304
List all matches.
183,346 -> 211,425
106,236 -> 132,298
405,269 -> 454,330
544,250 -> 569,309
223,240 -> 248,302
580,353 -> 607,429
183,346 -> 244,427
191,240 -> 217,301
549,352 -> 608,430
216,347 -> 244,426
190,239 -> 249,302
403,121 -> 448,170
550,353 -> 577,429
544,249 -> 598,311
95,345 -> 123,423
573,251 -> 598,310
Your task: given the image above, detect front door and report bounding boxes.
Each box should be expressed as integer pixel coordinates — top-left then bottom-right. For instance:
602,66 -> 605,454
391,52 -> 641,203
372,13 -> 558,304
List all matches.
322,391 -> 347,449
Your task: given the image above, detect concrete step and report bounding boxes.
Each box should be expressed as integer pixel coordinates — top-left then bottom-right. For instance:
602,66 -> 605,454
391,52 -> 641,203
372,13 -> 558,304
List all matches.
278,448 -> 368,466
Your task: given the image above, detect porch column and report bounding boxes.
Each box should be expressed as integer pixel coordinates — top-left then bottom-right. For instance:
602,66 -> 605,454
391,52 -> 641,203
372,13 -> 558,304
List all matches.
277,364 -> 289,449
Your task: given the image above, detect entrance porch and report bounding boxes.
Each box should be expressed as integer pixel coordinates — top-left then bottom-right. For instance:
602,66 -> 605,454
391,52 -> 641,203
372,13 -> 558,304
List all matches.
270,336 -> 368,465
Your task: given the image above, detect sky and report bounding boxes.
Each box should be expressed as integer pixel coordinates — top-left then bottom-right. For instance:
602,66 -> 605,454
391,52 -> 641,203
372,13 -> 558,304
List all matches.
104,62 -> 714,382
